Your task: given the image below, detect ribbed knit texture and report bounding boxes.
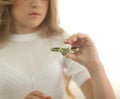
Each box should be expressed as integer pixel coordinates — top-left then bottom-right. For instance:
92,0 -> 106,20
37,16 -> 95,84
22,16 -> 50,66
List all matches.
0,31 -> 90,99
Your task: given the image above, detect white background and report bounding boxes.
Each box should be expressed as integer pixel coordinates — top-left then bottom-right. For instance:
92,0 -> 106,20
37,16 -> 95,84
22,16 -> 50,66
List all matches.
58,0 -> 120,98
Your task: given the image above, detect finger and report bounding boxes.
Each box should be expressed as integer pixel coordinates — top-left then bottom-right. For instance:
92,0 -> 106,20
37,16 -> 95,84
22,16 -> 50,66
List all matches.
41,95 -> 52,99
64,53 -> 77,60
31,90 -> 52,99
31,90 -> 45,97
24,94 -> 41,99
64,33 -> 85,44
31,95 -> 41,99
64,33 -> 79,44
65,33 -> 94,48
47,96 -> 52,99
46,96 -> 52,99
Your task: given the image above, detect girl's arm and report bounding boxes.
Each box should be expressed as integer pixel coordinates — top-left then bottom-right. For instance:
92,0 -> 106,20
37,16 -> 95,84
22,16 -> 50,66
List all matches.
80,63 -> 115,99
64,33 -> 116,99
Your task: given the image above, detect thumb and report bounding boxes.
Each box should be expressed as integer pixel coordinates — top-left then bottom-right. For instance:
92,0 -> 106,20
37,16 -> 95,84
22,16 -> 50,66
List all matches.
64,53 -> 77,60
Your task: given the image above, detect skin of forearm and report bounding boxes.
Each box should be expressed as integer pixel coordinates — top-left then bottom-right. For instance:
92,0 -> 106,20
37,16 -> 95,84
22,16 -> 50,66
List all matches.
88,63 -> 116,99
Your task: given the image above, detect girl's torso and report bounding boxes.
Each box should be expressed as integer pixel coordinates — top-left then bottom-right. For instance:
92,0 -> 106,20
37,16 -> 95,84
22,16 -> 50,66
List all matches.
0,33 -> 66,99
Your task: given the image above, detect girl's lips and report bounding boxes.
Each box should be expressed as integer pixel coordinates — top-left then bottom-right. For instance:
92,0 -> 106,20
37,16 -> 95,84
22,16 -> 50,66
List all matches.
29,12 -> 40,16
29,12 -> 41,18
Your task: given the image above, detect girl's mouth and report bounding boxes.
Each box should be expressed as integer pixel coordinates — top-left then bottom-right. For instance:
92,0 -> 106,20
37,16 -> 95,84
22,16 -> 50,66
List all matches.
29,12 -> 41,16
30,13 -> 40,15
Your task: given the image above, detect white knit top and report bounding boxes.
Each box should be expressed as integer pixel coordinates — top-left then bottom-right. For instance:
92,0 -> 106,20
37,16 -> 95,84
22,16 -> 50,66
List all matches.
0,31 -> 90,99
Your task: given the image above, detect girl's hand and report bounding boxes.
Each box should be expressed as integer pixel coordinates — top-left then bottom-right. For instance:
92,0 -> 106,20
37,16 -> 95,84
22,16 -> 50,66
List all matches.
64,33 -> 101,70
24,90 -> 52,99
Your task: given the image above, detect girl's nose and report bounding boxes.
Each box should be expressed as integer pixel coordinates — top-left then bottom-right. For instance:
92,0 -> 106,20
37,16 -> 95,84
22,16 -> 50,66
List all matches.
29,0 -> 42,8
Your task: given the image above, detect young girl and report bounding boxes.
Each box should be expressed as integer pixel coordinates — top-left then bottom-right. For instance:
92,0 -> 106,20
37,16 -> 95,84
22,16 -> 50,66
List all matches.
0,0 -> 115,99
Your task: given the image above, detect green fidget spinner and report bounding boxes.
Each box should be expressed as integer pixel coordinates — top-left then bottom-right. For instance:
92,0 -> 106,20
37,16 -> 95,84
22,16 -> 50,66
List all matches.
51,47 -> 79,54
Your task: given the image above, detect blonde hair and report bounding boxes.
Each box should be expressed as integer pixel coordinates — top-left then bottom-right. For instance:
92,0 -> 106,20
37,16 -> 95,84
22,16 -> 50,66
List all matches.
40,0 -> 64,37
0,0 -> 13,44
64,70 -> 76,99
0,0 -> 64,44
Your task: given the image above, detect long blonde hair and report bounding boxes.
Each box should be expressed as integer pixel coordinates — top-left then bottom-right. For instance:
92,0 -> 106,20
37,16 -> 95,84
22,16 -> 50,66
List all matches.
64,70 -> 76,99
0,0 -> 13,43
0,0 -> 64,44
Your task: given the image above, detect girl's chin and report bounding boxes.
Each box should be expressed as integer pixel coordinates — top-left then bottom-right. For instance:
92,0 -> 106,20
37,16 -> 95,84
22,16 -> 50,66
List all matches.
25,24 -> 40,29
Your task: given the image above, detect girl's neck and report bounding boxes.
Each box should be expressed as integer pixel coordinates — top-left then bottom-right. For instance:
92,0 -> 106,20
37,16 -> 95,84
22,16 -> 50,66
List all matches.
13,25 -> 40,34
15,29 -> 39,34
